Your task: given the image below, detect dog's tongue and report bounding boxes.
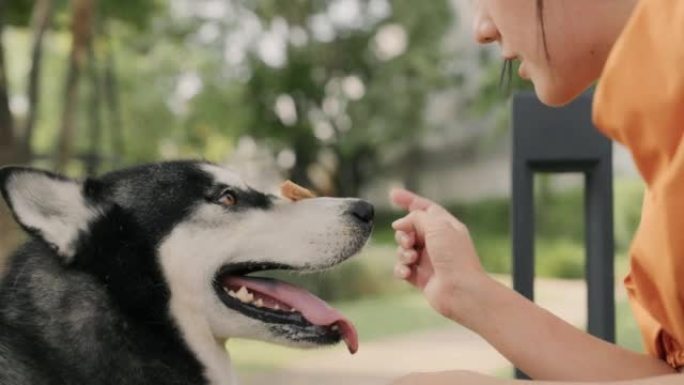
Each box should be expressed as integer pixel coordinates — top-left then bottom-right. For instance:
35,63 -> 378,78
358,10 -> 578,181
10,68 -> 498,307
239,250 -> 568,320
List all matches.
223,276 -> 358,354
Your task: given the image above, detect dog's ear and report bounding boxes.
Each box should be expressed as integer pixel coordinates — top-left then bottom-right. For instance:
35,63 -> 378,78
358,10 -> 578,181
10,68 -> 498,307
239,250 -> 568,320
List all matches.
0,166 -> 101,261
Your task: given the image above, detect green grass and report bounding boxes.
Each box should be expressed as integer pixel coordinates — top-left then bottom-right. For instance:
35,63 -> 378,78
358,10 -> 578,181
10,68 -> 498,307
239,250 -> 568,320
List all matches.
617,299 -> 644,353
334,293 -> 453,340
226,341 -> 304,372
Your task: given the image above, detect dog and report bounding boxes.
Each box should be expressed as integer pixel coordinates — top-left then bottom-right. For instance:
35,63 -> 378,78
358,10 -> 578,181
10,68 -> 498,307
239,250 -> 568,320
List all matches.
0,161 -> 374,385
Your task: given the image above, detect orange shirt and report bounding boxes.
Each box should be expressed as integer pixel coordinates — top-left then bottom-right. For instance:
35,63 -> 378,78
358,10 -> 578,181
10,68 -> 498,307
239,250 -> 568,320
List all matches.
593,0 -> 684,369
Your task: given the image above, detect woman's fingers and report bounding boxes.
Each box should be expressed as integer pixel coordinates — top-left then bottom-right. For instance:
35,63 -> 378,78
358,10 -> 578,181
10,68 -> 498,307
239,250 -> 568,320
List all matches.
394,263 -> 412,280
397,246 -> 419,264
393,205 -> 464,237
392,213 -> 422,234
390,188 -> 435,212
396,255 -> 432,289
394,231 -> 415,249
392,211 -> 431,239
401,248 -> 419,264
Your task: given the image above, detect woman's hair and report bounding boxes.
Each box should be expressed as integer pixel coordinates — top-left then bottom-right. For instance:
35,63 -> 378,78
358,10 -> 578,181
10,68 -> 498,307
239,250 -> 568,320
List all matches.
537,0 -> 550,59
500,0 -> 550,92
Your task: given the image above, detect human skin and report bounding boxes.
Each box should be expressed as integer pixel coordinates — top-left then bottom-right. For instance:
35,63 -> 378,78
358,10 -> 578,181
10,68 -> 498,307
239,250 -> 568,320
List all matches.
472,0 -> 637,106
392,370 -> 684,385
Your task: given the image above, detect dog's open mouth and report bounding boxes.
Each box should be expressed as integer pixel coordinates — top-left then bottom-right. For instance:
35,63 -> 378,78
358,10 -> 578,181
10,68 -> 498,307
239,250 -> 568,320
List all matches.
214,263 -> 358,354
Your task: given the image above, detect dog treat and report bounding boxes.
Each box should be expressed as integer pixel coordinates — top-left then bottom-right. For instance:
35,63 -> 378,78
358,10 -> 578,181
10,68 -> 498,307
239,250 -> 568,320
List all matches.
280,180 -> 316,201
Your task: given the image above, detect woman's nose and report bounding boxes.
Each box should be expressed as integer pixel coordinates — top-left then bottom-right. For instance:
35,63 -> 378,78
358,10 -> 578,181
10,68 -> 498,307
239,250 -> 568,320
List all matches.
472,6 -> 500,44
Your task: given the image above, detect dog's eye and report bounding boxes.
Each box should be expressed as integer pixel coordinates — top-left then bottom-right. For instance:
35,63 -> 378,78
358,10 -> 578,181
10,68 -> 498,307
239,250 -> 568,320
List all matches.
218,189 -> 237,206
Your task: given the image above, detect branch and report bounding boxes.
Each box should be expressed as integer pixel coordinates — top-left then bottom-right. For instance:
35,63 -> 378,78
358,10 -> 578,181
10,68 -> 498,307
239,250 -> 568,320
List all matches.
55,0 -> 95,172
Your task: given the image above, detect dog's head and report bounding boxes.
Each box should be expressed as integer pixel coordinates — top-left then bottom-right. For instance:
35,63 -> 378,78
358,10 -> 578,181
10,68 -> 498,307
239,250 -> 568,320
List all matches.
0,161 -> 373,354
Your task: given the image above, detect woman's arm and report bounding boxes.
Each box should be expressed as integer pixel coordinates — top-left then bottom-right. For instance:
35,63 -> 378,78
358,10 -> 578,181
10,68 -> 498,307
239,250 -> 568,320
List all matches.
390,189 -> 675,382
461,277 -> 675,381
392,370 -> 683,385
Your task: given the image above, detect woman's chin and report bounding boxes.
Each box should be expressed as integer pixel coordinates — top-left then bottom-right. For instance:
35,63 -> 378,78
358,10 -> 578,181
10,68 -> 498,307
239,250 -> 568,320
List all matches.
533,79 -> 589,108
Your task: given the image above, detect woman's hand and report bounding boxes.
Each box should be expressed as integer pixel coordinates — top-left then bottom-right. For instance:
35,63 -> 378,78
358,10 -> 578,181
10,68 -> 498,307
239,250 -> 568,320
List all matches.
391,370 -> 503,385
390,188 -> 676,381
390,188 -> 492,321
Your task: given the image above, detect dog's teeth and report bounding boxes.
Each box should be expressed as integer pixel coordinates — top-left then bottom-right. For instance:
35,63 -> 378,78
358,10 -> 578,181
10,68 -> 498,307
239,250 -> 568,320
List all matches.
274,304 -> 280,310
290,308 -> 296,313
254,299 -> 264,308
331,325 -> 339,331
236,286 -> 254,303
227,290 -> 238,298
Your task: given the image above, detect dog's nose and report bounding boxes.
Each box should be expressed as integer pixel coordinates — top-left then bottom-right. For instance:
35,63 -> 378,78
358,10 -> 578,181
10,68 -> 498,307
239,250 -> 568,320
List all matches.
348,200 -> 375,224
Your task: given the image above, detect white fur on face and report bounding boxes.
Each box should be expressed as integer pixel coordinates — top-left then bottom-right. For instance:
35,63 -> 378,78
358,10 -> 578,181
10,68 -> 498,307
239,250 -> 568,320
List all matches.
200,165 -> 248,190
5,173 -> 100,260
158,194 -> 367,385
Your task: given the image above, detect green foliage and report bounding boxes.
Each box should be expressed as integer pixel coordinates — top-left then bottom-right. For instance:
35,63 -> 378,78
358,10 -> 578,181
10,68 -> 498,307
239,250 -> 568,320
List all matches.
100,0 -> 160,30
238,0 -> 456,194
614,179 -> 645,251
15,0 -> 459,189
5,0 -> 37,26
535,239 -> 585,279
4,0 -> 508,196
5,0 -> 157,30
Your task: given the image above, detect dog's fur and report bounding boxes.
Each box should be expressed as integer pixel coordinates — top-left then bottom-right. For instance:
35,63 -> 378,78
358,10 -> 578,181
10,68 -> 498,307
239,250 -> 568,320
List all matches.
0,161 -> 373,385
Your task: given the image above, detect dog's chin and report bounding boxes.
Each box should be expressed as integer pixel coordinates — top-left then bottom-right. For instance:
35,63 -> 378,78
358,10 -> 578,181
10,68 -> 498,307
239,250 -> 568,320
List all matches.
266,323 -> 343,349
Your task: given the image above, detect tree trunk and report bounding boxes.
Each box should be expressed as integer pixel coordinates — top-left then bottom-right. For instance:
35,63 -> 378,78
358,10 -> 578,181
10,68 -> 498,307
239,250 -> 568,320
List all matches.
0,0 -> 15,166
23,0 -> 55,161
55,0 -> 95,172
333,146 -> 374,198
0,0 -> 21,274
102,24 -> 124,164
85,40 -> 102,176
289,135 -> 317,189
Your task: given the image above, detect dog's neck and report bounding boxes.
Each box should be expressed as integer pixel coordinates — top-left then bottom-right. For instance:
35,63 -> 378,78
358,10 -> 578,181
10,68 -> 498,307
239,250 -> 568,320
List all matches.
0,243 -> 212,384
169,295 -> 238,385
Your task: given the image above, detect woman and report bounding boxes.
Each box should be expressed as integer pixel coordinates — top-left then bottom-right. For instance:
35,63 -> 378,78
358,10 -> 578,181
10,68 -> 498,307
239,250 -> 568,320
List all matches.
390,0 -> 684,384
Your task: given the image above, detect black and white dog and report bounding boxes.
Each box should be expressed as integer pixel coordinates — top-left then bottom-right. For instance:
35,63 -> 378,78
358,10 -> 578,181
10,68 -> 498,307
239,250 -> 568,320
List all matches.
0,161 -> 374,385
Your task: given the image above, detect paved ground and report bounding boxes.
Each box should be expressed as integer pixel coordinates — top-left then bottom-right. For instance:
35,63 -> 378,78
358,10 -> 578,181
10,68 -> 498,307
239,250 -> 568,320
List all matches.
238,278 -> 594,385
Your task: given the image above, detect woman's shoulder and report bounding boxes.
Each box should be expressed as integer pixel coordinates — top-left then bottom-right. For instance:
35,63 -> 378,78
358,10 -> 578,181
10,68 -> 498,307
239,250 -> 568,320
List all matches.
593,0 -> 684,186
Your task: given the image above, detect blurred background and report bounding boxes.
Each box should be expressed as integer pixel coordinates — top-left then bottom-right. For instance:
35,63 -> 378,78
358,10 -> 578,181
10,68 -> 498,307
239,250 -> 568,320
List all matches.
0,0 -> 646,384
